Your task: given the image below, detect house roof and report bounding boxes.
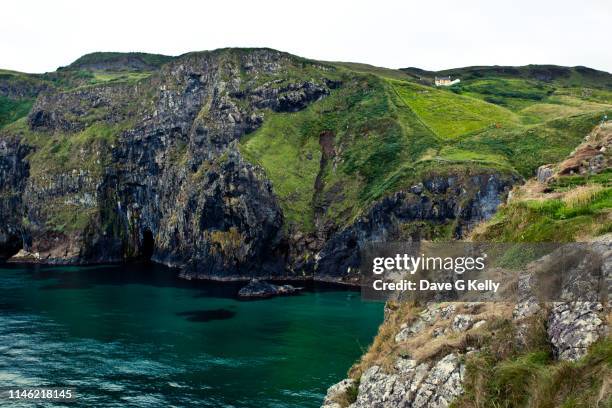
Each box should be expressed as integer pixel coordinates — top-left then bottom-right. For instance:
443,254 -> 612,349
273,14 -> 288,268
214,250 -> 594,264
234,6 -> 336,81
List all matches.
435,76 -> 452,81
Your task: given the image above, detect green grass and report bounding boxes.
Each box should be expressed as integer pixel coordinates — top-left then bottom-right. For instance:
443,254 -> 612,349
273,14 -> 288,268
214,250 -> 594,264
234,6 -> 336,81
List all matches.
240,73 -> 402,228
241,73 -> 434,229
454,78 -> 554,111
434,146 -> 512,167
549,169 -> 612,191
473,186 -> 611,242
327,61 -> 416,81
90,71 -> 152,84
455,111 -> 609,177
240,109 -> 323,229
444,77 -> 612,125
4,118 -> 129,177
0,96 -> 33,128
240,71 -> 508,230
390,80 -> 518,139
454,337 -> 611,408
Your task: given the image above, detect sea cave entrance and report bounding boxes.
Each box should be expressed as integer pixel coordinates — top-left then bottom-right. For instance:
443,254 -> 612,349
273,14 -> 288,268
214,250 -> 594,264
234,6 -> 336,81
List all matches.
141,229 -> 155,261
0,233 -> 23,261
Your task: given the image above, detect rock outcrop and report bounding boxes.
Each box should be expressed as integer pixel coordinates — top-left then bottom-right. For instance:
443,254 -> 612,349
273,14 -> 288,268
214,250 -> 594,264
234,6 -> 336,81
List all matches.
322,379 -> 356,408
538,121 -> 611,184
237,278 -> 301,299
0,138 -> 30,260
547,302 -> 606,361
514,237 -> 610,361
325,236 -> 610,407
344,354 -> 464,408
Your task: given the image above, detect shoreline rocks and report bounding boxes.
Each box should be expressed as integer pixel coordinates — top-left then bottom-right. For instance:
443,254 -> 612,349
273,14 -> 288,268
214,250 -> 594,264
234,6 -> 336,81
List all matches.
237,278 -> 302,299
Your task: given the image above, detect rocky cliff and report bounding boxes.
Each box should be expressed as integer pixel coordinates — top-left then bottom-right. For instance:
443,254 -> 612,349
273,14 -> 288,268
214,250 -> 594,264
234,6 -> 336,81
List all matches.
323,237 -> 610,408
0,49 -> 522,281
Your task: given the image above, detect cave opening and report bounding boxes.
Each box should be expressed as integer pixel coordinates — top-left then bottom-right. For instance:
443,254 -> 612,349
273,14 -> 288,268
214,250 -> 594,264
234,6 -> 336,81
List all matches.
141,229 -> 154,261
0,233 -> 23,262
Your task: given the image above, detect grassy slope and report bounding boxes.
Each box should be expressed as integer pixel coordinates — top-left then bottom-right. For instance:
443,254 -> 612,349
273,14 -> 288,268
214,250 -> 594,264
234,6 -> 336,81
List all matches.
241,63 -> 612,233
390,79 -> 519,139
402,65 -> 612,90
471,114 -> 612,244
0,96 -> 33,129
453,321 -> 611,408
241,63 -> 612,407
473,180 -> 612,242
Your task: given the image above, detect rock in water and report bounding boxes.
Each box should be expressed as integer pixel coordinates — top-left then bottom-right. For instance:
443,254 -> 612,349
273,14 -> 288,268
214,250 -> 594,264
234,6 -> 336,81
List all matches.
237,279 -> 301,299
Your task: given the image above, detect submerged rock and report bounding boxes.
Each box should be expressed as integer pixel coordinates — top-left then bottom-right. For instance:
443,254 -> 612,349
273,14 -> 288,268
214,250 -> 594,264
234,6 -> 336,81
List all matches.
237,279 -> 302,299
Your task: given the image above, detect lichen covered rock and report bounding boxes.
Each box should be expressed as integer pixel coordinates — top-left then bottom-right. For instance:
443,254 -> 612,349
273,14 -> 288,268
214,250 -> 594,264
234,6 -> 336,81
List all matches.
348,354 -> 464,408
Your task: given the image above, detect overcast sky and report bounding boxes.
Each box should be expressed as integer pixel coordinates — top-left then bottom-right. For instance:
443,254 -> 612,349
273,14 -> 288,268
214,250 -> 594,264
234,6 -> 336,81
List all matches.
2,0 -> 611,74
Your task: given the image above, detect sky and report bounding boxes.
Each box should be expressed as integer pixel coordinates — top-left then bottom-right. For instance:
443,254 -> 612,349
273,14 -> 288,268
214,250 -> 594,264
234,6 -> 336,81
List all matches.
2,0 -> 611,74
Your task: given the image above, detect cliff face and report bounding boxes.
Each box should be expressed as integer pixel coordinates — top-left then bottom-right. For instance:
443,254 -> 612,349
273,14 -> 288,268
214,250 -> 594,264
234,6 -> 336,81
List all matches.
0,137 -> 30,260
0,49 -> 518,280
314,172 -> 517,282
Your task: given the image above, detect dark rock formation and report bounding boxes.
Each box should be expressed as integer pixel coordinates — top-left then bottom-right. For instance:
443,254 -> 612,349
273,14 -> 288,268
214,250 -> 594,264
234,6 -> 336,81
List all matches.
237,279 -> 301,299
0,49 -> 339,277
0,138 -> 30,260
314,173 -> 518,282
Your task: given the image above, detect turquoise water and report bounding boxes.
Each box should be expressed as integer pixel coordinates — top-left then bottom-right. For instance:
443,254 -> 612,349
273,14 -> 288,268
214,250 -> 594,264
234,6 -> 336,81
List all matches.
0,263 -> 383,407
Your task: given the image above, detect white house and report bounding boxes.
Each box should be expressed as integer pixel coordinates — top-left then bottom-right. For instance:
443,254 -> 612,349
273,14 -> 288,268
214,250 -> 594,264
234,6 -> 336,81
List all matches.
435,76 -> 461,86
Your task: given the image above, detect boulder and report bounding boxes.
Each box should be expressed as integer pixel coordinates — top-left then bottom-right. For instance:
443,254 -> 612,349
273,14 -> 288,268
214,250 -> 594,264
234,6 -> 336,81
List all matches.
237,279 -> 302,299
322,379 -> 355,408
347,354 -> 464,408
536,165 -> 554,183
452,314 -> 474,332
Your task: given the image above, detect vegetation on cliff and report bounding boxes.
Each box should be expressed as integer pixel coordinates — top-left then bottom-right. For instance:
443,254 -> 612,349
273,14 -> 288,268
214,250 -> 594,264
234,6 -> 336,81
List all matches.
472,122 -> 611,242
0,96 -> 33,129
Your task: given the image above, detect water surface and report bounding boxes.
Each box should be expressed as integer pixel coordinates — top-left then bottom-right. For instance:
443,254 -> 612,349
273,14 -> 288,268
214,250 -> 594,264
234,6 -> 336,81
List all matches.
0,263 -> 382,407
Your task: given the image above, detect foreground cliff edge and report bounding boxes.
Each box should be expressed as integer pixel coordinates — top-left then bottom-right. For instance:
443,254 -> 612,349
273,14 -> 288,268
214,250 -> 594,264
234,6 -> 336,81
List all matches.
324,123 -> 611,407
